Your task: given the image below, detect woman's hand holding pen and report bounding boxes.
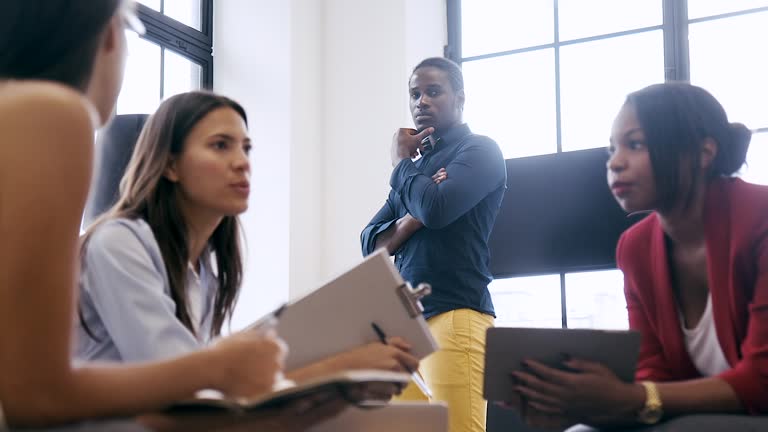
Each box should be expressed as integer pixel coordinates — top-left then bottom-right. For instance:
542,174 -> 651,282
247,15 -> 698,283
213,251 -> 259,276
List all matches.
284,336 -> 418,400
206,329 -> 288,399
324,338 -> 419,400
328,337 -> 420,374
287,337 -> 419,400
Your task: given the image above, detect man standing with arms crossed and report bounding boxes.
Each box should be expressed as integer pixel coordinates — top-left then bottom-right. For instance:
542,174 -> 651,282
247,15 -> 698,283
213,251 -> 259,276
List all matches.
361,57 -> 506,432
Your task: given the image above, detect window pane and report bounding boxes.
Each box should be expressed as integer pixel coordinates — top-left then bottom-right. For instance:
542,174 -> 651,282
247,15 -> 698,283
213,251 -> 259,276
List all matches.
689,11 -> 768,130
137,0 -> 160,11
164,0 -> 202,31
565,270 -> 628,330
558,0 -> 662,41
461,0 -> 553,58
490,275 -> 562,328
560,31 -> 664,152
163,48 -> 203,99
688,0 -> 768,19
740,132 -> 768,186
463,50 -> 557,159
117,32 -> 161,115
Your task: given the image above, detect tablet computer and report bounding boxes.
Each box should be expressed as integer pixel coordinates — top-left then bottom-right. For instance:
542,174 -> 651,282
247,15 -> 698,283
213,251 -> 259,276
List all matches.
483,327 -> 641,402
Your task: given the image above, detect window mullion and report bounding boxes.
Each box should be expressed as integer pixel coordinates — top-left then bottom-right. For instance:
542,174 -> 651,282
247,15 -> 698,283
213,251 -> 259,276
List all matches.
554,0 -> 562,154
160,47 -> 165,101
663,0 -> 690,81
445,0 -> 462,62
560,273 -> 568,328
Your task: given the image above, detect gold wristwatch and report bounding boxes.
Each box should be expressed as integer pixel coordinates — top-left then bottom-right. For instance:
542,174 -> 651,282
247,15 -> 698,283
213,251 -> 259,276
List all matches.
637,381 -> 663,424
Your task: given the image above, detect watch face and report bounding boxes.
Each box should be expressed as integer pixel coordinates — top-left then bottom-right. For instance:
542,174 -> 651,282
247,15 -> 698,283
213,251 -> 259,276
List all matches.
639,406 -> 663,424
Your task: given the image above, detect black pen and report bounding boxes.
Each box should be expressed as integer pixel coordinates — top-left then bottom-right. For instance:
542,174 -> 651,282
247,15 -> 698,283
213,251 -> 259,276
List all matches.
247,303 -> 287,333
371,322 -> 433,398
245,303 -> 293,391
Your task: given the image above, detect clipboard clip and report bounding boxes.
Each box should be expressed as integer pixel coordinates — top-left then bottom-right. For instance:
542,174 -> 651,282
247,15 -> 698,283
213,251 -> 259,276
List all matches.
396,282 -> 432,318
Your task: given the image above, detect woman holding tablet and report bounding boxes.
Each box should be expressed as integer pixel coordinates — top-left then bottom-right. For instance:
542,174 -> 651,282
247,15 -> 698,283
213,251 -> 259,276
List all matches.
505,83 -> 767,431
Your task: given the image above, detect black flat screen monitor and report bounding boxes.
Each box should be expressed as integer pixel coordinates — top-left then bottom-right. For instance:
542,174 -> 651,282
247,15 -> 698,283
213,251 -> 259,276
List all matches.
488,148 -> 645,278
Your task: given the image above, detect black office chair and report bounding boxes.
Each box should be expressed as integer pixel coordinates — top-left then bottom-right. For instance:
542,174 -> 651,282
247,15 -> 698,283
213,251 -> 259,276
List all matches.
83,114 -> 149,227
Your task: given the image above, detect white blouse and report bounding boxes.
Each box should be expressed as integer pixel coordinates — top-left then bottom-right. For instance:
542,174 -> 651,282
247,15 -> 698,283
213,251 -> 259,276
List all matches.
681,294 -> 731,377
75,218 -> 217,363
187,261 -> 208,339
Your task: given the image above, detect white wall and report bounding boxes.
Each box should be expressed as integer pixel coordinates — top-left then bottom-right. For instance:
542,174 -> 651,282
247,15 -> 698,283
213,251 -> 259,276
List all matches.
214,0 -> 292,328
288,0 -> 326,301
321,0 -> 409,279
214,0 -> 446,323
320,0 -> 447,284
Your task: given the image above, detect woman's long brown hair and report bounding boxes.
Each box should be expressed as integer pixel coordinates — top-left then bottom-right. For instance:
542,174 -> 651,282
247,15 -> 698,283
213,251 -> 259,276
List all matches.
82,91 -> 248,339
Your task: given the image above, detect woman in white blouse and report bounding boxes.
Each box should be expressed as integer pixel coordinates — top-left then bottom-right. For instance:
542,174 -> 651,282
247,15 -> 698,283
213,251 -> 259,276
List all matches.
76,90 -> 420,386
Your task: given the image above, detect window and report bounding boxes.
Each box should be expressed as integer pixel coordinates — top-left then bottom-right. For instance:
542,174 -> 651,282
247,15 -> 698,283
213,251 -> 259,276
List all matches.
687,0 -> 768,19
489,270 -> 628,330
448,0 -> 768,328
559,31 -> 664,152
463,50 -> 557,158
451,0 -> 768,173
489,275 -> 562,328
138,0 -> 204,30
687,6 -> 768,186
137,0 -> 160,11
163,0 -> 203,31
82,1 -> 212,234
742,133 -> 768,185
118,33 -> 162,114
456,0 -> 663,158
117,1 -> 212,115
565,270 -> 627,330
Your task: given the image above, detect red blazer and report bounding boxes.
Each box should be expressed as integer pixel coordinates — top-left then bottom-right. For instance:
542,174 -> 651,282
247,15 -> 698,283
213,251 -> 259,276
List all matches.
617,177 -> 768,414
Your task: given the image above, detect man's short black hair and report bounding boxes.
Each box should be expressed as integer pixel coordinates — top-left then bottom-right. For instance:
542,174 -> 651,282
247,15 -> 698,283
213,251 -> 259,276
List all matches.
412,57 -> 464,92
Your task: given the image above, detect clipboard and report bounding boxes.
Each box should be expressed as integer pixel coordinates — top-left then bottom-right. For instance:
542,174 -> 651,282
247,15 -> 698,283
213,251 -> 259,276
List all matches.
483,327 -> 641,402
271,248 -> 438,371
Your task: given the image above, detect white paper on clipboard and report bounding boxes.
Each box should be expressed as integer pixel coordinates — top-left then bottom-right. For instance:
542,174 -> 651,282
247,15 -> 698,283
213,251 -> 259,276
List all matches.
274,248 -> 439,371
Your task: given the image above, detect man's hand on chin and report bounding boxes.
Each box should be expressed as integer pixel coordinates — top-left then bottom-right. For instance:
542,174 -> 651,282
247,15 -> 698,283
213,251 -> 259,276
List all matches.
391,127 -> 434,167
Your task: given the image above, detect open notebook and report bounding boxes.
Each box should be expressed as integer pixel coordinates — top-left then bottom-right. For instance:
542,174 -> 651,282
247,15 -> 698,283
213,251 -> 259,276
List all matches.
166,370 -> 410,413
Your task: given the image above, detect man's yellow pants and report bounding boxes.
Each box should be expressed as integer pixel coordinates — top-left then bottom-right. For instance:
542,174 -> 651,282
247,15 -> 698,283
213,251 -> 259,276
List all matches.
396,308 -> 494,432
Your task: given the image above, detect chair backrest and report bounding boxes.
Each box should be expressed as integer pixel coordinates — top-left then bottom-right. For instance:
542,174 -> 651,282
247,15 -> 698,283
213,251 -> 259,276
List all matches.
83,114 -> 149,227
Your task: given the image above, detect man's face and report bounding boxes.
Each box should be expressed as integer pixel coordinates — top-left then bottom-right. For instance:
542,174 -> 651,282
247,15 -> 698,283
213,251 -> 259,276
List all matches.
409,66 -> 464,134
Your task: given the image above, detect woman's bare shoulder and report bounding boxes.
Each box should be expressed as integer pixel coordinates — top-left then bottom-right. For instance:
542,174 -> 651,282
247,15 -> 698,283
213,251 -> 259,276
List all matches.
0,81 -> 97,162
0,81 -> 96,130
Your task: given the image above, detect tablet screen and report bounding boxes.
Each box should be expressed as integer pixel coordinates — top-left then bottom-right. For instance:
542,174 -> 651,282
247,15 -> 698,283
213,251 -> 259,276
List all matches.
483,327 -> 640,402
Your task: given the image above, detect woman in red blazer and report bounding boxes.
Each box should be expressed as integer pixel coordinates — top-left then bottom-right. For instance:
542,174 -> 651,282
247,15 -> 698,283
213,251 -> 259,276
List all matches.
508,83 -> 768,430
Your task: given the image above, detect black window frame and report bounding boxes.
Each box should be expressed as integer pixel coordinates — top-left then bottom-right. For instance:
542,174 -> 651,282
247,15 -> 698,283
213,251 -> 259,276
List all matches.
135,0 -> 214,96
446,0 -> 768,328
